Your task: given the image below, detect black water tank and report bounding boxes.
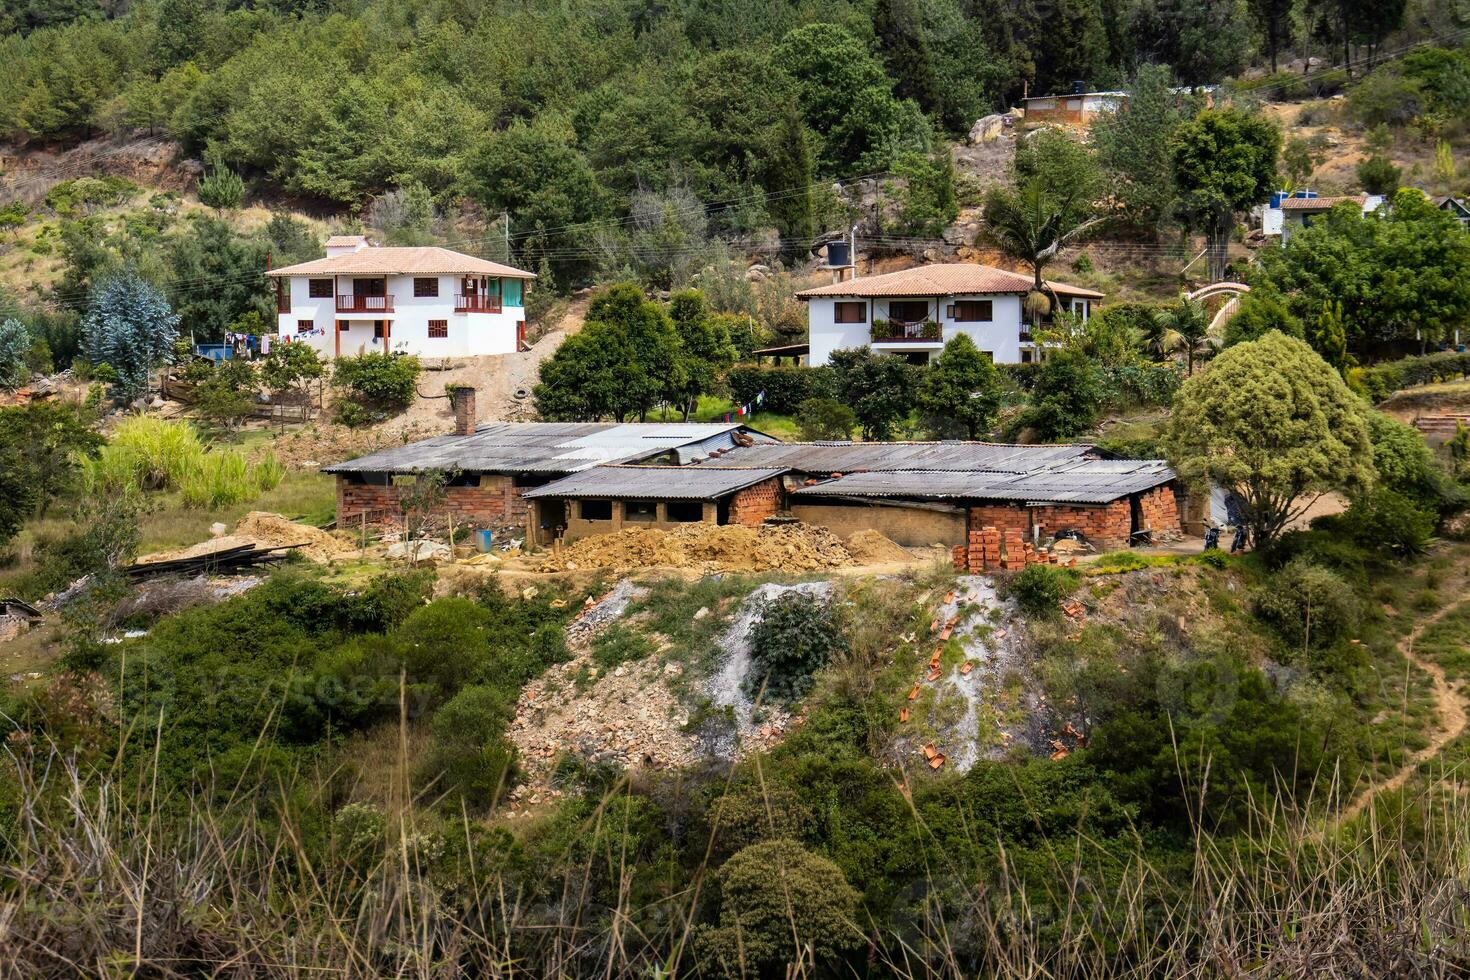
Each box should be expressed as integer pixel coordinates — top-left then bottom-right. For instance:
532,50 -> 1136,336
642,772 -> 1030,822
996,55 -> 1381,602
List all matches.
825,241 -> 851,268
1072,80 -> 1087,94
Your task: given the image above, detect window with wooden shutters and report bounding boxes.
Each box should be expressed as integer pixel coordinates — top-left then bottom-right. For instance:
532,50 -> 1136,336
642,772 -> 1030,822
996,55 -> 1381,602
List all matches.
951,300 -> 993,322
308,278 -> 332,298
297,319 -> 313,333
428,319 -> 448,338
833,301 -> 867,324
414,277 -> 439,297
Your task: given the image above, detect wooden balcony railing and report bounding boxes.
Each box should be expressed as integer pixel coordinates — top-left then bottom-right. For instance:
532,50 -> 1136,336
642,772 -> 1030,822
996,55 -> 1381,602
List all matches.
337,294 -> 394,313
455,294 -> 502,313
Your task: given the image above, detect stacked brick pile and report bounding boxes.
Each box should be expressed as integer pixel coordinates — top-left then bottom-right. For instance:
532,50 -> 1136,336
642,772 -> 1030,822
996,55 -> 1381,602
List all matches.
951,525 -> 1067,572
727,478 -> 783,525
1033,500 -> 1132,546
1136,486 -> 1182,542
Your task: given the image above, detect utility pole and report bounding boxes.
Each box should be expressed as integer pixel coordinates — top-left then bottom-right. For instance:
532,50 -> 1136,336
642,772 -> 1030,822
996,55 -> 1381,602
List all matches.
503,211 -> 510,260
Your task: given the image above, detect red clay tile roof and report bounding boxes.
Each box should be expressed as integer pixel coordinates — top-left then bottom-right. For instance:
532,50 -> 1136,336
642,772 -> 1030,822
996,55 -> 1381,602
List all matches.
267,246 -> 535,278
1278,195 -> 1367,211
796,263 -> 1104,299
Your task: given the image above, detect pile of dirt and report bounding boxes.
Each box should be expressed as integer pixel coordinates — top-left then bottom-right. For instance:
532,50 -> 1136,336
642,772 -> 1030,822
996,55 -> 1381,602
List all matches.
137,512 -> 353,565
539,521 -> 856,573
843,529 -> 912,564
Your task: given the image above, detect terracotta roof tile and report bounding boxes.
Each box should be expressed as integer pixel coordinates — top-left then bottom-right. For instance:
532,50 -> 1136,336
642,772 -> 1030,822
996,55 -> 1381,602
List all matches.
1278,195 -> 1367,211
796,263 -> 1104,299
268,246 -> 535,278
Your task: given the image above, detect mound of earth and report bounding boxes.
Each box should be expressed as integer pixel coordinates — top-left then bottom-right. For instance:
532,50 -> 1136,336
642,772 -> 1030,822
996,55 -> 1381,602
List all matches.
844,529 -> 912,564
138,512 -> 353,565
538,521 -> 856,573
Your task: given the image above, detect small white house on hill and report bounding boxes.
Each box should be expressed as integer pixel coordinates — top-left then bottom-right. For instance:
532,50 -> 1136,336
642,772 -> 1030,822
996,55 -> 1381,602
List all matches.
797,264 -> 1104,366
266,237 -> 536,358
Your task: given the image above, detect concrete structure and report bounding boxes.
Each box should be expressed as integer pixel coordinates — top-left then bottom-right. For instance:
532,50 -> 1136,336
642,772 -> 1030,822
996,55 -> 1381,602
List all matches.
1022,90 -> 1127,126
266,238 -> 536,359
1262,193 -> 1385,243
798,264 -> 1104,366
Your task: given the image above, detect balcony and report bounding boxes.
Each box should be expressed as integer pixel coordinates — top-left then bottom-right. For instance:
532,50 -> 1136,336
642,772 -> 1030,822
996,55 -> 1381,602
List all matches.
337,294 -> 394,314
455,293 -> 502,313
870,319 -> 941,343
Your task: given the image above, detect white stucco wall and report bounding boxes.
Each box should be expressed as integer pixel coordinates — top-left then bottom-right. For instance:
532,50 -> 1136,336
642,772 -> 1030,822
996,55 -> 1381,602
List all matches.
809,293 -> 1046,365
276,274 -> 526,358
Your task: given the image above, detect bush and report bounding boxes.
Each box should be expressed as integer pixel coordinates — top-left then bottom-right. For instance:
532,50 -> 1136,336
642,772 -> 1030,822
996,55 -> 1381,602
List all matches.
331,352 -> 421,423
696,839 -> 861,977
1330,487 -> 1437,557
418,684 -> 518,810
1349,70 -> 1424,127
1356,155 -> 1401,196
745,591 -> 847,704
590,623 -> 655,668
795,397 -> 857,440
1254,558 -> 1359,652
1099,363 -> 1182,407
726,365 -> 834,414
1019,350 -> 1102,440
1005,563 -> 1080,616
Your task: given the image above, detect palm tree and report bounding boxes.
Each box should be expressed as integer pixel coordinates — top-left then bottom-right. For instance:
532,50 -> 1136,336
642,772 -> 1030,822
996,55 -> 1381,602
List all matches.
1152,296 -> 1216,374
983,180 -> 1105,323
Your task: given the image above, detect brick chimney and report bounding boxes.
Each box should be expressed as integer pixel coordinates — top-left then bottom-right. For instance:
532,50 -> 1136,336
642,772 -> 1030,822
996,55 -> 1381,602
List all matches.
450,386 -> 477,436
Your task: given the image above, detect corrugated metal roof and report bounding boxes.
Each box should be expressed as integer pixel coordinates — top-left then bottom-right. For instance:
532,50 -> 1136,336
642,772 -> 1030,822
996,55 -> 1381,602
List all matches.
523,466 -> 787,500
268,246 -> 536,279
323,422 -> 771,475
790,459 -> 1175,504
796,263 -> 1104,299
692,441 -> 1097,474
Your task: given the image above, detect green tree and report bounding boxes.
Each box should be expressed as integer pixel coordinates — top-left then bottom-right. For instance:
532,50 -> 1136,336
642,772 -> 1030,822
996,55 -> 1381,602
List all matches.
196,166 -> 245,211
764,99 -> 816,253
1281,136 -> 1318,188
0,318 -> 31,389
1223,284 -> 1302,346
984,131 -> 1105,317
1250,0 -> 1295,72
1311,300 -> 1351,375
696,839 -> 862,977
1164,331 -> 1373,546
1093,64 -> 1192,235
0,398 -> 103,519
1355,154 -> 1400,195
916,334 -> 1002,438
1153,296 -> 1215,374
535,284 -> 680,422
872,0 -> 940,116
261,341 -> 325,412
667,290 -> 737,420
1170,108 -> 1281,281
166,215 -> 272,342
1022,349 -> 1103,440
828,346 -> 919,440
891,147 -> 959,237
795,397 -> 857,440
82,268 -> 180,399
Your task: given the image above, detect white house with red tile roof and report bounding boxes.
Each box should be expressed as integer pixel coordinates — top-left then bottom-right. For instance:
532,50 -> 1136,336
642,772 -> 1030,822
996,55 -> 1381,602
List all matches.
796,264 -> 1104,366
1262,193 -> 1385,243
266,239 -> 535,359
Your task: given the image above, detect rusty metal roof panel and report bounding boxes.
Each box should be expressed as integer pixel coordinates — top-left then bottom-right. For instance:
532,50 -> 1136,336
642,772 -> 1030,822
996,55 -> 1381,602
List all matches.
522,466 -> 788,500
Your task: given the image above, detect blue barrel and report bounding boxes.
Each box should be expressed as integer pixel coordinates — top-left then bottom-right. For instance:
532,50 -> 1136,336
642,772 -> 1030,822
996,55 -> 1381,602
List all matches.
475,529 -> 494,552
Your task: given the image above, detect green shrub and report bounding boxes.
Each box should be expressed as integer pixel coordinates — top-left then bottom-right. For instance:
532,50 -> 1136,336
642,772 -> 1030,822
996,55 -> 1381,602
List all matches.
727,365 -> 835,414
1254,558 -> 1360,652
590,623 -> 655,668
695,839 -> 862,977
795,396 -> 857,440
1006,563 -> 1080,616
418,684 -> 519,810
331,352 -> 421,421
745,591 -> 847,704
1331,487 -> 1437,557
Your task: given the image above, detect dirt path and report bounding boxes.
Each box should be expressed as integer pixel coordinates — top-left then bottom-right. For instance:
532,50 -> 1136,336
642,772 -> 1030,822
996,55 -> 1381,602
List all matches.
1337,594 -> 1470,825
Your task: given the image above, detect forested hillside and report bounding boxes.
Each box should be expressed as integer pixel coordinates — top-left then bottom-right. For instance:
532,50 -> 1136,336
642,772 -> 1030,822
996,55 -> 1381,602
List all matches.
2,0 -> 1455,264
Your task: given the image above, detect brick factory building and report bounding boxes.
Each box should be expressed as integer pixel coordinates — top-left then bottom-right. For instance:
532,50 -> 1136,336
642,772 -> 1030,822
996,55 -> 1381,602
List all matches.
323,390 -> 1185,553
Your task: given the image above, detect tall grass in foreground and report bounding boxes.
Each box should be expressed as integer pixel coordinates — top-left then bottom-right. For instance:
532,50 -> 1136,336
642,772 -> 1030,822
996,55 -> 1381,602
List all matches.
3,723 -> 1469,979
80,416 -> 287,509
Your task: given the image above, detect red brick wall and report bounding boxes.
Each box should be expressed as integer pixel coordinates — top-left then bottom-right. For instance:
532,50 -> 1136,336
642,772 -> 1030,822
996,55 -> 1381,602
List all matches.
728,478 -> 783,526
1033,500 -> 1132,546
1136,485 -> 1182,538
336,474 -> 527,528
967,504 -> 1031,535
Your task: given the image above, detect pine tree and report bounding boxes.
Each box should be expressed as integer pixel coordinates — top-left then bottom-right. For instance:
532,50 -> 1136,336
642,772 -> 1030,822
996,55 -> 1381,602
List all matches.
765,100 -> 816,256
